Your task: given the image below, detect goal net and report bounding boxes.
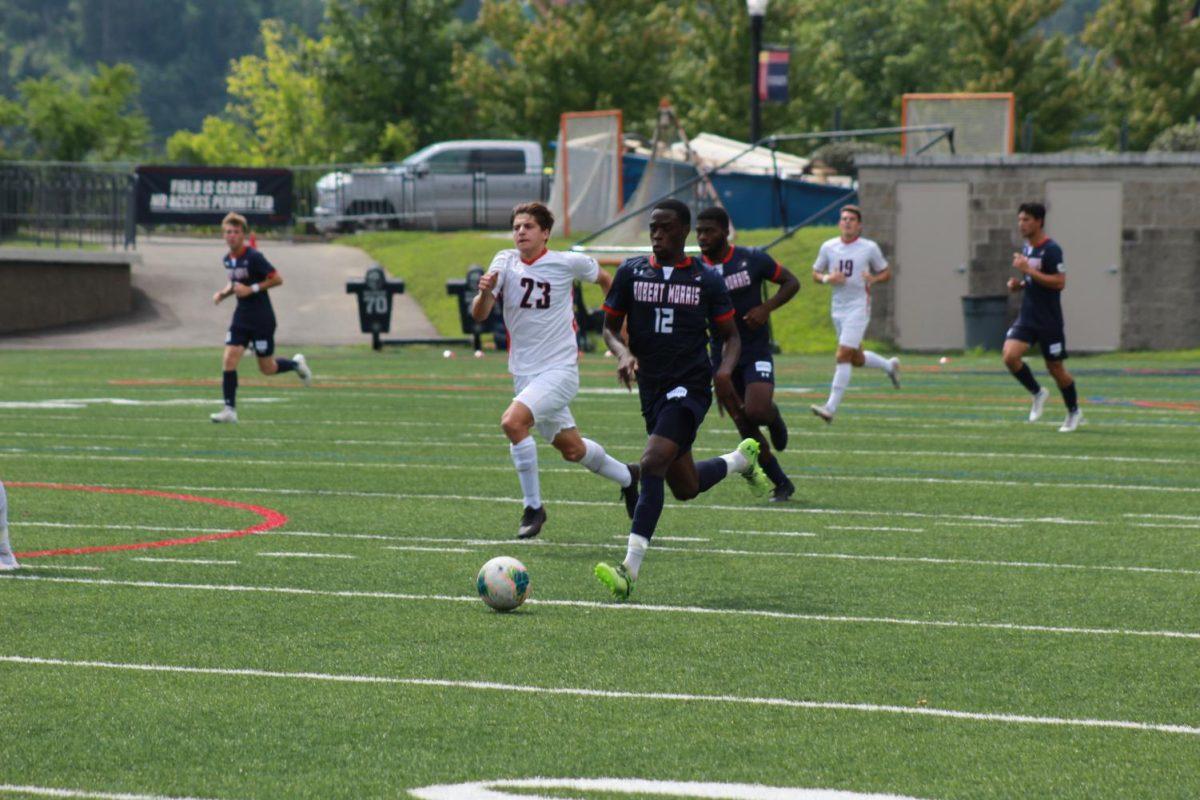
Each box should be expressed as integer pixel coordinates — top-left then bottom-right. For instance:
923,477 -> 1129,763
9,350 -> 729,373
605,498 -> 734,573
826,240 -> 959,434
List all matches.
901,92 -> 1015,155
546,110 -> 623,236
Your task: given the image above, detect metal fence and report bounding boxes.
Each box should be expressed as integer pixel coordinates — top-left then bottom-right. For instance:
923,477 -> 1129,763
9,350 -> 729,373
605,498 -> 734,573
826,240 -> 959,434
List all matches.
0,161 -> 135,248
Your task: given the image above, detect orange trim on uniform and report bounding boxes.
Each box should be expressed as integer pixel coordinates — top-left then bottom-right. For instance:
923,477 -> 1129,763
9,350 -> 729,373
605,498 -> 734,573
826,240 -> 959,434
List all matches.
712,308 -> 736,323
602,303 -> 625,317
770,262 -> 782,282
264,270 -> 278,280
649,255 -> 694,270
520,247 -> 549,266
1030,236 -> 1050,249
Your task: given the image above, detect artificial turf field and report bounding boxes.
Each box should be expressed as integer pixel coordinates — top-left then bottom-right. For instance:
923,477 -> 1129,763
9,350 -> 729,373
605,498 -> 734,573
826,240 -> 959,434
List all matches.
0,345 -> 1198,800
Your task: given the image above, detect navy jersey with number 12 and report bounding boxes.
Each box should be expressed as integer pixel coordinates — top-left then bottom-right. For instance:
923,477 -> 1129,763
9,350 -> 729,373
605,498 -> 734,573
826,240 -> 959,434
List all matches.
603,255 -> 734,403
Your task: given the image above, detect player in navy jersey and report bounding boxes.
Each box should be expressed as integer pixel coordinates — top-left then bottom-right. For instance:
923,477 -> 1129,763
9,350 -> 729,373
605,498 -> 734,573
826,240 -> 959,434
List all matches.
1002,202 -> 1082,432
593,199 -> 771,600
210,212 -> 311,423
696,207 -> 800,502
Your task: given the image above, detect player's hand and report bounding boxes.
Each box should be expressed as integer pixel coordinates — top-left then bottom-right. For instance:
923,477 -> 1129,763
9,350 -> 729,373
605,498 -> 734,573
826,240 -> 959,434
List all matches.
232,283 -> 254,299
1012,253 -> 1031,274
616,353 -> 638,390
1006,277 -> 1023,292
477,271 -> 498,294
743,305 -> 770,330
713,370 -> 737,410
212,291 -> 225,305
827,272 -> 847,285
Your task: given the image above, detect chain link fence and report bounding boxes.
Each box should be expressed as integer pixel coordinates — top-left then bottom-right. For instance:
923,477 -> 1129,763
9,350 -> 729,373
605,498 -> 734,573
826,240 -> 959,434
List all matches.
0,161 -> 136,249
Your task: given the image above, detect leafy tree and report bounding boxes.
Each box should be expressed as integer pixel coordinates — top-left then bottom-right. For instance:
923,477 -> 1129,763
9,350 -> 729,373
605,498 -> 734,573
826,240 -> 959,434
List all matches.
949,0 -> 1086,152
0,62 -> 148,160
320,0 -> 469,159
1149,121 -> 1200,152
1082,0 -> 1200,150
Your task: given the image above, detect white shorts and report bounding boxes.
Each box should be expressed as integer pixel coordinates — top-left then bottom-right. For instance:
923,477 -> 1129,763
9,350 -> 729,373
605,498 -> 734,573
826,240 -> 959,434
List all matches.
513,366 -> 579,441
833,309 -> 869,349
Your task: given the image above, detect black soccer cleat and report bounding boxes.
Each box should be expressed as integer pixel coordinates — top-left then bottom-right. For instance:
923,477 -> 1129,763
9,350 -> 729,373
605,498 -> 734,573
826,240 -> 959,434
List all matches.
621,463 -> 641,520
769,479 -> 796,503
766,412 -> 789,452
517,505 -> 547,539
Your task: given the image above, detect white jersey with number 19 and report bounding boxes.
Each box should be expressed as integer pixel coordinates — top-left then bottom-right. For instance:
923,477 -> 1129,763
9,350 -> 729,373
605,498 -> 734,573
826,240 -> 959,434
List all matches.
488,248 -> 600,376
812,236 -> 888,316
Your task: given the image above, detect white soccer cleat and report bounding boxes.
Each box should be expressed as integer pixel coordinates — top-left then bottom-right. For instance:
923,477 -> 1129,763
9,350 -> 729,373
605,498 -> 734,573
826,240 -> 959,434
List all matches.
1058,410 -> 1083,433
810,404 -> 834,424
887,357 -> 901,389
1028,387 -> 1050,423
294,353 -> 312,387
0,543 -> 18,571
210,405 -> 238,424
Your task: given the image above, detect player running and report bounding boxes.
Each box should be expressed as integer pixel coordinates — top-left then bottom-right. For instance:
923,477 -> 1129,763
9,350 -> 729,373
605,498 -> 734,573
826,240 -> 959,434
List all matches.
0,480 -> 16,571
594,199 -> 771,600
211,212 -> 311,423
696,206 -> 800,502
1002,202 -> 1082,432
810,204 -> 899,423
471,201 -> 638,540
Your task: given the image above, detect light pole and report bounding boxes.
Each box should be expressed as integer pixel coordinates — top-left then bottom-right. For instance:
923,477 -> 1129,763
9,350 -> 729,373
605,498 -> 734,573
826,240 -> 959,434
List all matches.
747,0 -> 768,145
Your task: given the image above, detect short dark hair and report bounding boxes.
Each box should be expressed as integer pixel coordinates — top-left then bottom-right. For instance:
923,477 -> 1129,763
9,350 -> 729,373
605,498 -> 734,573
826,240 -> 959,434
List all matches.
1018,202 -> 1046,223
840,204 -> 862,221
511,201 -> 554,231
652,198 -> 691,227
697,206 -> 730,231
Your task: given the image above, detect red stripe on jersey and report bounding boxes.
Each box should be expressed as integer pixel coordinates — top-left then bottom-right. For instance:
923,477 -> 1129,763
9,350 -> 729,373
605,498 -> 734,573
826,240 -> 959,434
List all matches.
264,270 -> 278,280
602,303 -> 625,317
770,262 -> 782,282
713,308 -> 736,323
520,247 -> 549,265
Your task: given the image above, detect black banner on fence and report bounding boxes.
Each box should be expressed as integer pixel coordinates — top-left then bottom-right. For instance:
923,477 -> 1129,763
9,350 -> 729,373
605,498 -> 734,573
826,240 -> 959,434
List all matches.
134,166 -> 293,226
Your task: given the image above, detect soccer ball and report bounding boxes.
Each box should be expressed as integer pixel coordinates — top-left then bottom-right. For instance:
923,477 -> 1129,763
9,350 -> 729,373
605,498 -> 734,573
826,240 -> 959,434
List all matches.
476,556 -> 531,612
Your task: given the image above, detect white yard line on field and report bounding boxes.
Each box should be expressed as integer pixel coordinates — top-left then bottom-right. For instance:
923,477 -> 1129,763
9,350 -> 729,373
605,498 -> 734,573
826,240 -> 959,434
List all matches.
131,558 -> 239,566
0,784 -> 229,800
384,546 -> 474,554
4,574 -> 1198,642
827,526 -> 925,533
719,530 -> 818,538
2,654 -> 1198,737
256,552 -> 357,560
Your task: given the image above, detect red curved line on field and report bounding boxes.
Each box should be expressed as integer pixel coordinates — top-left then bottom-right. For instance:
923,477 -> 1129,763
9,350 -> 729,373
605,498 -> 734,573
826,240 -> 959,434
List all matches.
6,482 -> 288,559
107,378 -> 496,392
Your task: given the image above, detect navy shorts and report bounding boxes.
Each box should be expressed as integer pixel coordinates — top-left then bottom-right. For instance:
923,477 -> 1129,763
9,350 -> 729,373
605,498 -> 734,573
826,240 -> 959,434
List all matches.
641,387 -> 712,454
712,352 -> 775,399
1006,322 -> 1068,361
226,323 -> 276,356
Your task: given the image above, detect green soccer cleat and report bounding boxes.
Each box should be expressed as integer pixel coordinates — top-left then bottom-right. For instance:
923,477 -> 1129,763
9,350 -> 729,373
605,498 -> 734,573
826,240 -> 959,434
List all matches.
594,561 -> 633,600
736,438 -> 772,498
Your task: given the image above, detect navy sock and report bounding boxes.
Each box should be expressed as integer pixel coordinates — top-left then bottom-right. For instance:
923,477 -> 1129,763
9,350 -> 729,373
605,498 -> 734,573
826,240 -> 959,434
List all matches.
222,370 -> 237,407
1060,381 -> 1078,412
762,454 -> 789,488
274,357 -> 297,374
1012,364 -> 1041,395
631,473 -> 665,540
695,457 -> 728,493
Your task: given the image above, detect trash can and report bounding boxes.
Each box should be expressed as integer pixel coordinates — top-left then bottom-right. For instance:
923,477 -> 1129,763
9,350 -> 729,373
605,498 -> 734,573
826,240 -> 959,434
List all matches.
961,294 -> 1009,351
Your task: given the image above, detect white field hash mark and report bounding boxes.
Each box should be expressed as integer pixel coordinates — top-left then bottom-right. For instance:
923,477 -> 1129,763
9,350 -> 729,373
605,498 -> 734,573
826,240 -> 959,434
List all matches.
5,574 -> 1200,642
3,654 -> 1199,738
131,558 -> 239,566
0,784 -> 228,800
257,552 -> 356,560
720,529 -> 818,538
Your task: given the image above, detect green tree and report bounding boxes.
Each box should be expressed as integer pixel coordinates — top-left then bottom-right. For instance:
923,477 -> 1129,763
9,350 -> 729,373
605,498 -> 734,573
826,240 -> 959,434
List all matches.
166,20 -> 350,165
320,0 -> 469,159
452,0 -> 690,143
0,61 -> 148,160
949,0 -> 1086,151
1082,0 -> 1200,150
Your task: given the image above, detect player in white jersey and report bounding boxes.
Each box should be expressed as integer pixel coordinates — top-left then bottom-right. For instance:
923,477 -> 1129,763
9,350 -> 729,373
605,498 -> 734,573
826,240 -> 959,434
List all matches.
810,204 -> 900,423
0,479 -> 17,570
471,202 -> 637,539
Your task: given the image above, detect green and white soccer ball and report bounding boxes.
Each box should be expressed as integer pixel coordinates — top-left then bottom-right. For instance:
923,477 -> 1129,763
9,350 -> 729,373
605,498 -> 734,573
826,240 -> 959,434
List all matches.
476,556 -> 531,612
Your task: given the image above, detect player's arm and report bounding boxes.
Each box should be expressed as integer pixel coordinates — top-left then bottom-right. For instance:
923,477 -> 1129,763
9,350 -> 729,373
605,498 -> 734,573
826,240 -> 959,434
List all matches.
744,264 -> 800,329
712,316 -> 741,410
232,270 -> 281,299
594,267 -> 613,295
1012,251 -> 1065,291
812,247 -> 844,285
470,270 -> 500,322
863,244 -> 890,288
602,313 -> 637,390
213,282 -> 234,304
864,266 -> 891,288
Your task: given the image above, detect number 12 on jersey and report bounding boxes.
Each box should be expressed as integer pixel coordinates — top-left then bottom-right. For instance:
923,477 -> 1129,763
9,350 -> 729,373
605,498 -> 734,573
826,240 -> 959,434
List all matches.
654,307 -> 674,333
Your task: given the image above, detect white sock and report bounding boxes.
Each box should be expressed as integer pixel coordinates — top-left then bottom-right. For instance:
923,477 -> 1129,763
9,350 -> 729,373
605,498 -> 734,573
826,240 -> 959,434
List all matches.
863,350 -> 890,371
509,437 -> 541,509
721,448 -> 748,474
580,438 -> 631,487
623,533 -> 649,579
827,363 -> 852,413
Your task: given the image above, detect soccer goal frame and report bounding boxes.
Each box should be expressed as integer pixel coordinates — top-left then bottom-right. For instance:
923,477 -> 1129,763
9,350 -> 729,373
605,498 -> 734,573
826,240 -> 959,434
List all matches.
553,109 -> 624,237
901,92 -> 1016,155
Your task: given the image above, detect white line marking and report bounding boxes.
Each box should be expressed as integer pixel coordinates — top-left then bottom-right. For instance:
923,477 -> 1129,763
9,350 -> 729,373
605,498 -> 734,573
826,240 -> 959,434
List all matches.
0,785 -> 228,800
720,529 -> 818,538
1125,513 -> 1200,521
611,535 -> 710,543
933,521 -> 1022,529
0,397 -> 285,409
256,552 -> 356,560
410,777 -> 927,800
11,564 -> 103,572
4,574 -> 1197,641
16,522 -> 228,534
3,655 -> 1197,737
384,546 -> 474,554
827,526 -> 925,533
1133,523 -> 1200,530
131,558 -> 239,566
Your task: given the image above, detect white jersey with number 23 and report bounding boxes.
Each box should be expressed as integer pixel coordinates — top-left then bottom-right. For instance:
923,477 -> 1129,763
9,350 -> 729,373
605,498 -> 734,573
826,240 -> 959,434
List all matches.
488,248 -> 600,376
